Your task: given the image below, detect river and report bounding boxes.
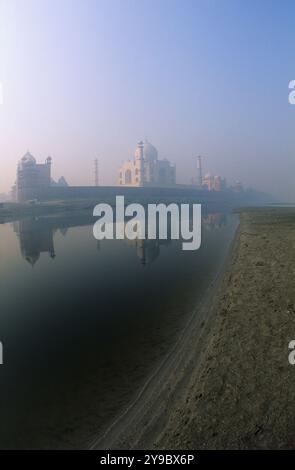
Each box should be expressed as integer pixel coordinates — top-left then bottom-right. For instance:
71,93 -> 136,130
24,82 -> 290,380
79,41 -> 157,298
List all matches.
0,209 -> 237,448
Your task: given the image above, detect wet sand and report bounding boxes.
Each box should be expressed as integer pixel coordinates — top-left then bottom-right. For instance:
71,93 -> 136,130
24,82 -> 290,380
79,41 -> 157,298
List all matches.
99,207 -> 295,449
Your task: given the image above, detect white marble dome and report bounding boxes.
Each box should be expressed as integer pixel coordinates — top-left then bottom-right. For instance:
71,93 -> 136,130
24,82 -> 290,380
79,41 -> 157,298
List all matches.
134,140 -> 158,162
143,140 -> 158,161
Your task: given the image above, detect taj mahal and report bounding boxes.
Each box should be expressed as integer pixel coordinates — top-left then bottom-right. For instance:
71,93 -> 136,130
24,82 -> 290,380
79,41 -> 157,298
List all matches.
11,139 -> 239,203
118,140 -> 176,187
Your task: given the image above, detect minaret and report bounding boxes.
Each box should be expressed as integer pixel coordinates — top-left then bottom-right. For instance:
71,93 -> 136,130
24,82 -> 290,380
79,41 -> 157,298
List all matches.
45,156 -> 52,186
136,141 -> 144,186
197,155 -> 202,187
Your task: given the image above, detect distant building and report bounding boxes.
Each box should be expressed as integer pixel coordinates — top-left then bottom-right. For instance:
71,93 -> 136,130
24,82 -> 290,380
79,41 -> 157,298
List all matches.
213,175 -> 227,191
51,176 -> 69,187
203,172 -> 214,191
15,152 -> 69,202
203,172 -> 226,191
118,140 -> 176,187
16,152 -> 52,202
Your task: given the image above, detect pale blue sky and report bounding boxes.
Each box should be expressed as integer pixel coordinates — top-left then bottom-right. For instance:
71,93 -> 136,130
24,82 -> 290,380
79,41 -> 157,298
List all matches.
0,0 -> 295,199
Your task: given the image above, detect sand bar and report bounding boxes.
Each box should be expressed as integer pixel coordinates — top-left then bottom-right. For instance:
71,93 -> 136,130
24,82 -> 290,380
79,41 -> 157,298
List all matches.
96,207 -> 295,449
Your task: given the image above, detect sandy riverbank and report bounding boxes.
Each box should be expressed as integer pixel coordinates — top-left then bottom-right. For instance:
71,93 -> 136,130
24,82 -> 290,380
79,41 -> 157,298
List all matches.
96,207 -> 295,450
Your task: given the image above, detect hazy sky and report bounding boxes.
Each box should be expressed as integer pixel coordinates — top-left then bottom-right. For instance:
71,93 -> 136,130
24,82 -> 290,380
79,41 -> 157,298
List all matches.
0,0 -> 295,200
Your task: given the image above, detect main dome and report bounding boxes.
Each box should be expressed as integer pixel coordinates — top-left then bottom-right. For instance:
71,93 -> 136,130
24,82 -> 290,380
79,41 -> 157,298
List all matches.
134,140 -> 158,162
143,140 -> 158,161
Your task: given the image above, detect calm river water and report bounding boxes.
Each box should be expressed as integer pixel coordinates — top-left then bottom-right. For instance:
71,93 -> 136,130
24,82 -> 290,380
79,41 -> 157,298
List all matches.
0,210 -> 237,448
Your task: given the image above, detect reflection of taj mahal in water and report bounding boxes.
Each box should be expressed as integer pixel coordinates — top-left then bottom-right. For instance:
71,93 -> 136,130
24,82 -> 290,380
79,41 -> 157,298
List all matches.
125,238 -> 171,266
13,213 -> 227,266
12,218 -> 173,267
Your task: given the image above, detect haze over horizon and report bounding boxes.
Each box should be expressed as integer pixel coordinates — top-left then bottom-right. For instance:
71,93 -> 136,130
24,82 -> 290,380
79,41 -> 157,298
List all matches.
0,0 -> 295,200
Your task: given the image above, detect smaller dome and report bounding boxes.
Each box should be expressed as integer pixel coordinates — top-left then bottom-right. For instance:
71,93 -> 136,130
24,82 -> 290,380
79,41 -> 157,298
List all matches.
21,152 -> 36,166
